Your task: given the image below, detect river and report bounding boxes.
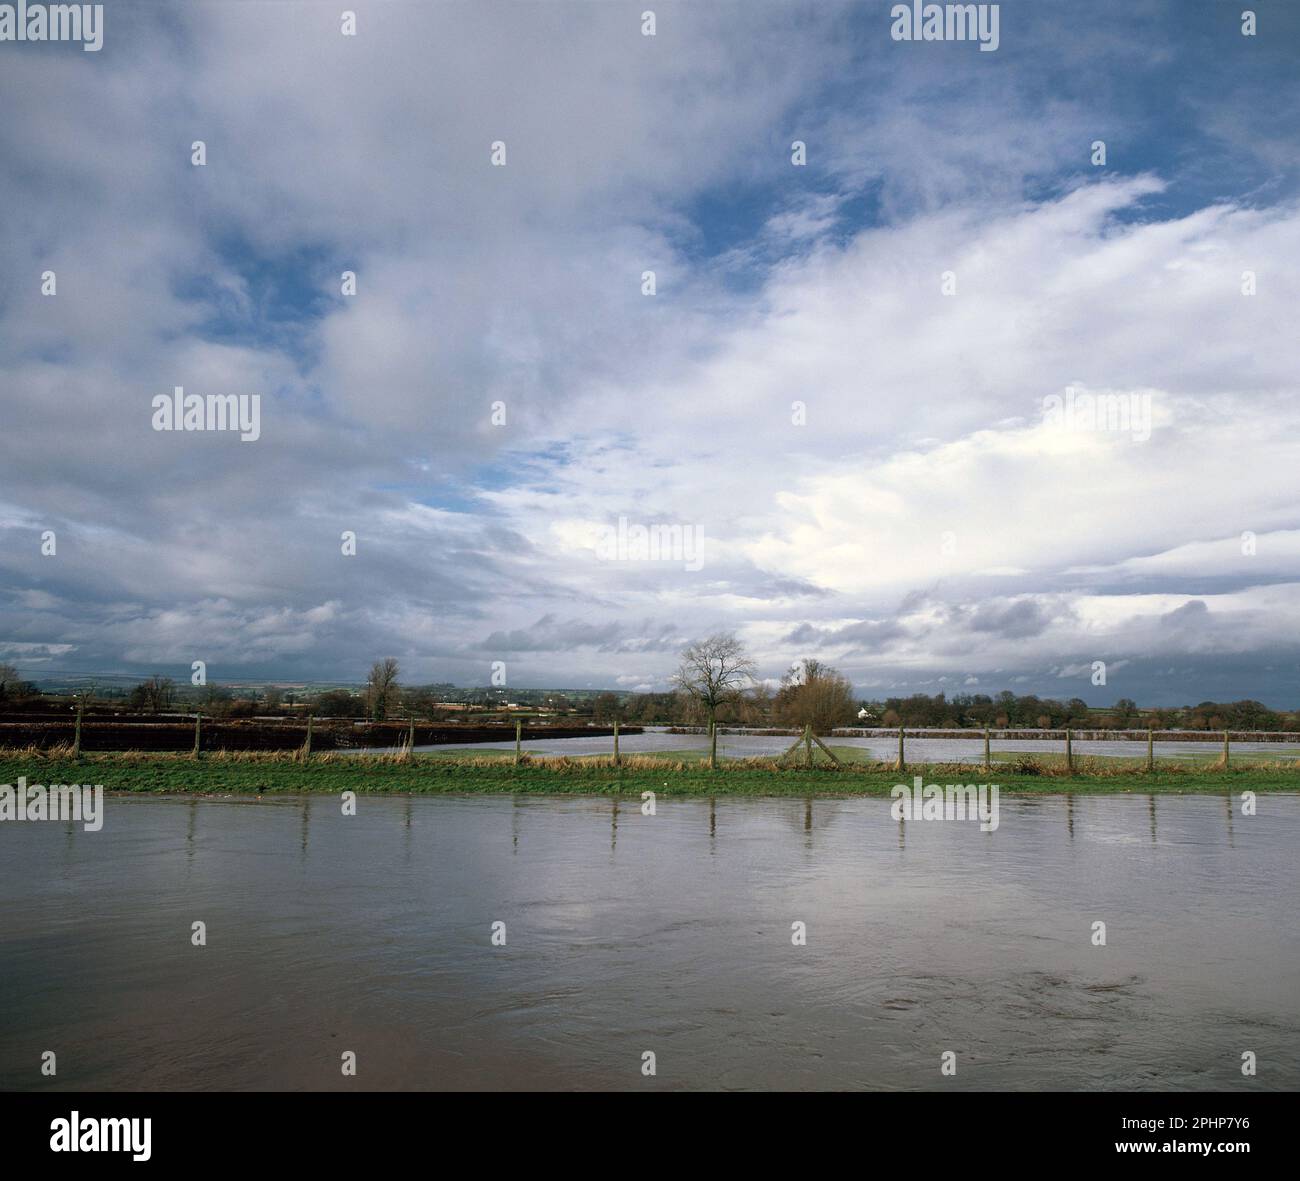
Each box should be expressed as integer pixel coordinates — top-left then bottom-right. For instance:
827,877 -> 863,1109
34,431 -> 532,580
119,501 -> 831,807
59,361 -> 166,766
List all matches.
1,792 -> 1296,1090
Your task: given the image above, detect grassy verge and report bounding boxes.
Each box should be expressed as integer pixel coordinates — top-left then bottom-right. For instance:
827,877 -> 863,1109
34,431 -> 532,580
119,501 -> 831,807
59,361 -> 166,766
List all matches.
2,747 -> 1298,797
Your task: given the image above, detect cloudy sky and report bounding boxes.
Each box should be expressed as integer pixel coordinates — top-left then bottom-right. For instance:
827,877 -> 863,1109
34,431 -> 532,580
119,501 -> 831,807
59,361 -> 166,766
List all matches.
2,0 -> 1298,704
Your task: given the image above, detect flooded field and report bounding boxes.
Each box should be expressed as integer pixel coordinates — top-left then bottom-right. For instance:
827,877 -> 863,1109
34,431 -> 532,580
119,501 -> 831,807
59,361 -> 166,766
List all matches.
2,792 -> 1297,1090
405,727 -> 1300,764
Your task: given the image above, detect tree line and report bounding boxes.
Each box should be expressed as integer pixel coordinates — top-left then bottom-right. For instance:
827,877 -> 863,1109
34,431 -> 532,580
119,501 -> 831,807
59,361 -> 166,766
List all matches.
857,691 -> 1295,732
4,649 -> 1296,736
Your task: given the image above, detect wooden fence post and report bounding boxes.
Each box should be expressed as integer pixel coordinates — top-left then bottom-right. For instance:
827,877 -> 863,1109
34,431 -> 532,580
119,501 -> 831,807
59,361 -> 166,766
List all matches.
1146,728 -> 1154,772
305,713 -> 313,756
193,713 -> 202,759
804,724 -> 813,768
779,730 -> 805,766
1222,729 -> 1230,768
897,725 -> 906,773
73,700 -> 83,758
810,730 -> 842,768
1065,728 -> 1073,772
613,719 -> 620,766
515,717 -> 522,766
983,727 -> 991,773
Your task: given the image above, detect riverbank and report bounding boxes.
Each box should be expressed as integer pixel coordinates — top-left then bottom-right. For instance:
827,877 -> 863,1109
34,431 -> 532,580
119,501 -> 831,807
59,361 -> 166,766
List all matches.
2,749 -> 1298,796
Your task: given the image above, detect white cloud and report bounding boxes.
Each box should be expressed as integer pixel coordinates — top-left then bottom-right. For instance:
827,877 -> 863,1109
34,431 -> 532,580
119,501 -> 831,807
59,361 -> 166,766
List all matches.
2,2 -> 1298,703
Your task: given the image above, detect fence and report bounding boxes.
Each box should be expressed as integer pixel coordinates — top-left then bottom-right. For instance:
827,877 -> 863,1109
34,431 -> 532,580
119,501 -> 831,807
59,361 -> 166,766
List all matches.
0,719 -> 637,753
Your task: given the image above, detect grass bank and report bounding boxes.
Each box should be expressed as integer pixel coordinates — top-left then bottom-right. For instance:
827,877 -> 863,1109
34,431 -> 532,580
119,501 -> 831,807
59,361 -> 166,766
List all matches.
2,748 -> 1298,797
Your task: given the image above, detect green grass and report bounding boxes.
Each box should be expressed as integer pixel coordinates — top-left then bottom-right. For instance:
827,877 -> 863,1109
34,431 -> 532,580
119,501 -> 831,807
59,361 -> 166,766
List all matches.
2,748 -> 1299,797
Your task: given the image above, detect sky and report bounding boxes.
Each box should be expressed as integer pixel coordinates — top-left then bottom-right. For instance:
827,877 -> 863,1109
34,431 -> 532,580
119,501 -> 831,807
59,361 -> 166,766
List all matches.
1,0 -> 1299,706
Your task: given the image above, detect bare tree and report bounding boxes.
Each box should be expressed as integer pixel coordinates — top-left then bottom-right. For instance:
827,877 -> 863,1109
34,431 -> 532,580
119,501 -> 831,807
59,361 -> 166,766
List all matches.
129,674 -> 176,713
366,658 -> 401,721
775,658 -> 856,734
673,633 -> 756,768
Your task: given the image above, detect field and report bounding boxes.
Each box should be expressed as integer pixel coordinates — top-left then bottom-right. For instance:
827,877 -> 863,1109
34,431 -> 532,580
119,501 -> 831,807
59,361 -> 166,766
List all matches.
0,716 -> 630,752
3,747 -> 1299,797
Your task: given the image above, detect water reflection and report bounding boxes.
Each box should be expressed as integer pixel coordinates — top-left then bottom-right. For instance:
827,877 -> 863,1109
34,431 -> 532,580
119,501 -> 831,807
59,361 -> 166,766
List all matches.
300,795 -> 311,858
2,791 -> 1296,1091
